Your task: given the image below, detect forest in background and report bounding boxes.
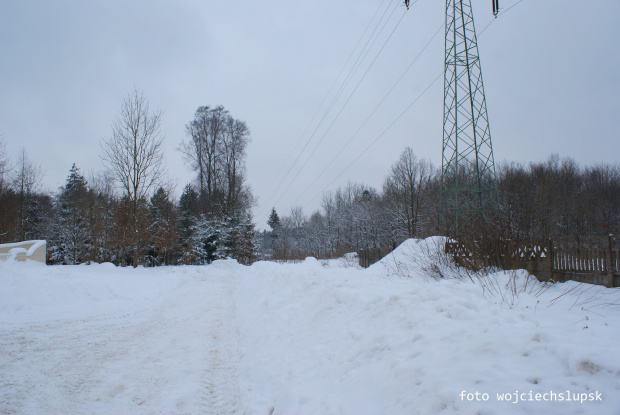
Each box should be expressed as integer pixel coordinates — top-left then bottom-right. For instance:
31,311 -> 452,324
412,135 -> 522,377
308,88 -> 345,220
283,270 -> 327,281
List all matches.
0,90 -> 258,266
2,138 -> 617,266
0,91 -> 618,265
264,150 -> 620,260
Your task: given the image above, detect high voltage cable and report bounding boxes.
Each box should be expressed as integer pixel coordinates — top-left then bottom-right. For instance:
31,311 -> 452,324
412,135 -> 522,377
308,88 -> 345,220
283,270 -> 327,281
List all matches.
290,22 -> 444,208
479,0 -> 526,35
298,0 -> 527,212
266,0 -> 413,216
258,0 -> 398,220
301,72 -> 443,210
261,0 -> 399,218
501,0 -> 525,16
258,0 -> 406,221
328,0 -> 402,112
262,0 -> 392,205
269,5 -> 411,211
259,0 -> 526,223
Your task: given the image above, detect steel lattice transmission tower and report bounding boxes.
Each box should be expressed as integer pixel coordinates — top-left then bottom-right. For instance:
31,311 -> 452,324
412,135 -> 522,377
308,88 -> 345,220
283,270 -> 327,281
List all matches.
441,0 -> 499,236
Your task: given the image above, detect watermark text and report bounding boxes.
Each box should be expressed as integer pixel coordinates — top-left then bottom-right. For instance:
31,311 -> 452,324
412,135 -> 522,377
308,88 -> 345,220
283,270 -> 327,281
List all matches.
459,390 -> 602,404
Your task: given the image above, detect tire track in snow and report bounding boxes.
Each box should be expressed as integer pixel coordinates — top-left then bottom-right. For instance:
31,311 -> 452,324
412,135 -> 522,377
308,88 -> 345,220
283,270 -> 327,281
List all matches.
0,268 -> 243,414
0,307 -> 168,413
197,273 -> 242,414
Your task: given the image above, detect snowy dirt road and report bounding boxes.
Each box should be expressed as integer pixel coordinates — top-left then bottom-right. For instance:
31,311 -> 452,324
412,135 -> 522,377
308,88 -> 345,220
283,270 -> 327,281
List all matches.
2,241 -> 620,415
0,266 -> 242,415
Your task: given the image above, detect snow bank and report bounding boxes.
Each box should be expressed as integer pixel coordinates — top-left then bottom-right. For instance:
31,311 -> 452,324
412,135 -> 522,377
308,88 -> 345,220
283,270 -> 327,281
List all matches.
236,239 -> 620,414
369,236 -> 450,278
1,238 -> 619,414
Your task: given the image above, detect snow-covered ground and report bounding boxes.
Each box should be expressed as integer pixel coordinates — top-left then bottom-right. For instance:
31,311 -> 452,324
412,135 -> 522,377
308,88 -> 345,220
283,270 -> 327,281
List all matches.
1,238 -> 619,414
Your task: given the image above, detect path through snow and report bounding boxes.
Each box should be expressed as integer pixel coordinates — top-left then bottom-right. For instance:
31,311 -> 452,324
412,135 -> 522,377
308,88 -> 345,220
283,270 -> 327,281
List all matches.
0,265 -> 242,414
2,242 -> 620,414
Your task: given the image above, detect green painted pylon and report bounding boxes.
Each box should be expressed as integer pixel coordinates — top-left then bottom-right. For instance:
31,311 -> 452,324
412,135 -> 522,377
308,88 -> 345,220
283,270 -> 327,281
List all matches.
441,0 -> 499,236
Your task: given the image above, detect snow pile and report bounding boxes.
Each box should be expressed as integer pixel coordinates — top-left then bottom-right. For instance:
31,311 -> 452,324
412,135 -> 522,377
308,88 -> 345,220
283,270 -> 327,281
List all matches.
1,238 -> 620,414
320,252 -> 361,269
370,236 -> 454,279
236,253 -> 620,414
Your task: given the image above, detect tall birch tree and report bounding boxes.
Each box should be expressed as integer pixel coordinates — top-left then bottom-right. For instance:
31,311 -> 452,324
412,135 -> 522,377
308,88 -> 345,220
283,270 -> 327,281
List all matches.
101,87 -> 165,267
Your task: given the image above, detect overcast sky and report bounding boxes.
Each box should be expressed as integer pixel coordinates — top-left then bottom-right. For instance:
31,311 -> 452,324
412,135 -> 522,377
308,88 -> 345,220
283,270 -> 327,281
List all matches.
1,0 -> 619,229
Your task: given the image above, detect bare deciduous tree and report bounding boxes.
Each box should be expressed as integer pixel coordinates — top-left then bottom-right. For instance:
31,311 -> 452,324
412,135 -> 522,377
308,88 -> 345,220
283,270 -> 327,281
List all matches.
12,148 -> 44,241
0,136 -> 9,193
181,106 -> 212,199
101,87 -> 165,266
222,116 -> 251,214
180,105 -> 253,217
383,147 -> 433,239
0,137 -> 16,241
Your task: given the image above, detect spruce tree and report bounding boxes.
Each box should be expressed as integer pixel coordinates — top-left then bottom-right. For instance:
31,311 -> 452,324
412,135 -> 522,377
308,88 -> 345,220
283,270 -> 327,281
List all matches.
55,164 -> 89,264
148,187 -> 178,265
178,184 -> 199,264
268,207 -> 281,234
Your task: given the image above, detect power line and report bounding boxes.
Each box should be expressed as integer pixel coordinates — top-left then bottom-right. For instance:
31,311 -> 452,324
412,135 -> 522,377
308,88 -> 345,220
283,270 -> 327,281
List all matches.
258,0 -> 407,221
329,0 -> 403,112
302,72 -> 442,210
258,0 -> 398,221
260,0 -> 527,223
502,0 -> 525,15
270,6 -> 410,210
300,0 -> 528,212
265,0 -> 393,195
291,22 -> 444,208
480,0 -> 526,35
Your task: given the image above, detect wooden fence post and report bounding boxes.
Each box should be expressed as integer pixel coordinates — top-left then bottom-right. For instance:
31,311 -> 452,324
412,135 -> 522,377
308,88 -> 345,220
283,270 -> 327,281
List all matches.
607,235 -> 614,288
548,238 -> 554,282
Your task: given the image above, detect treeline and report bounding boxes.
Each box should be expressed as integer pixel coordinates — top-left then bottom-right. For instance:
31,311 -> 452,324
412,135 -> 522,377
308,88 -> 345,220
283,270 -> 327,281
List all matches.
0,147 -> 52,245
0,89 -> 259,266
0,162 -> 257,265
2,87 -> 618,265
265,150 -> 620,259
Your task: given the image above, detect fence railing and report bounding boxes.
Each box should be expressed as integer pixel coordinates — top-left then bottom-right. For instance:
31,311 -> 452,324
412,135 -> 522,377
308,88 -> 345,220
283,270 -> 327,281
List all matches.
358,248 -> 392,268
445,235 -> 619,288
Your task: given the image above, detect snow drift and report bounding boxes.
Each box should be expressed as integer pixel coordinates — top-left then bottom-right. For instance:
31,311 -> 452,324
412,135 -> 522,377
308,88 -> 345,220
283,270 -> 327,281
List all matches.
1,238 -> 619,414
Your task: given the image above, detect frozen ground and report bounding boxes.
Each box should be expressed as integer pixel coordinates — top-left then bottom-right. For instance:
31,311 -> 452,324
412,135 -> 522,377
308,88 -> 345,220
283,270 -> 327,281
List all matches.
1,238 -> 619,414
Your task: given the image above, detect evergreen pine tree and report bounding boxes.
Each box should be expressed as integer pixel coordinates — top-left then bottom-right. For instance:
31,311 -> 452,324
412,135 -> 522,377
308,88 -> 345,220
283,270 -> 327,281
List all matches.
178,184 -> 199,264
86,187 -> 115,264
148,187 -> 178,265
194,215 -> 227,264
54,164 -> 90,264
268,207 -> 281,235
